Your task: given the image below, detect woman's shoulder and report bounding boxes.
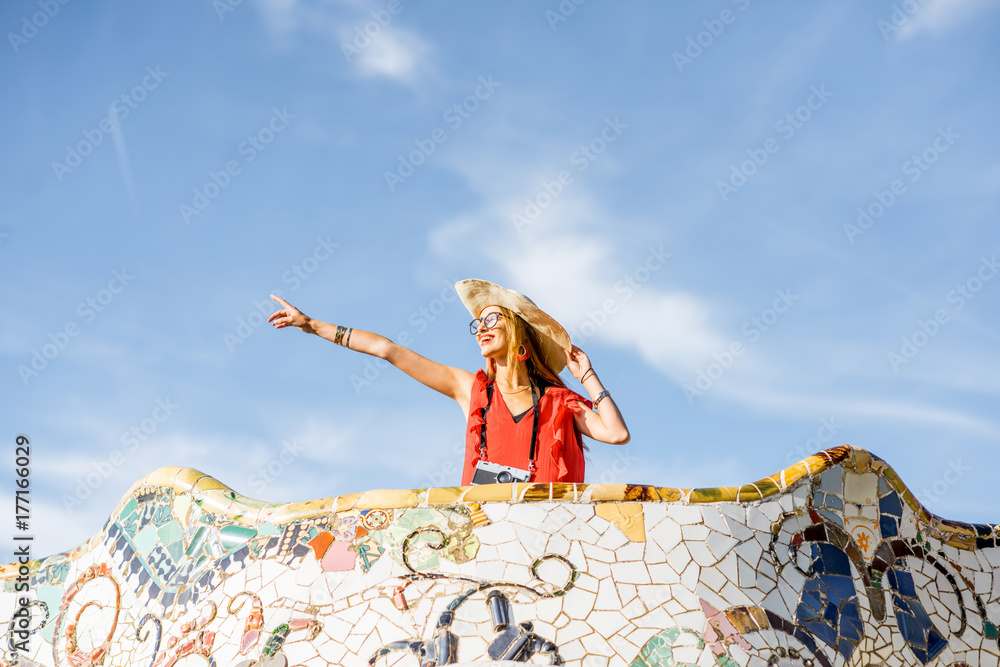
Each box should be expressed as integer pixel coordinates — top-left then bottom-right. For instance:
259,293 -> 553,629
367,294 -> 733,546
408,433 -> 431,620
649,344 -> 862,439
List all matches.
541,383 -> 590,410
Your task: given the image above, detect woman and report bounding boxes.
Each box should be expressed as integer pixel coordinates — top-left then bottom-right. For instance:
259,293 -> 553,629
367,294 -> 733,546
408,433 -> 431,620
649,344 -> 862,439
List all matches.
268,279 -> 629,485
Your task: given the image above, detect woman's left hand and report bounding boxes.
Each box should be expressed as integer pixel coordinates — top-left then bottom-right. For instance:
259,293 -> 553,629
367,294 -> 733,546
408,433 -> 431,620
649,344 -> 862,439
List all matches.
564,345 -> 592,381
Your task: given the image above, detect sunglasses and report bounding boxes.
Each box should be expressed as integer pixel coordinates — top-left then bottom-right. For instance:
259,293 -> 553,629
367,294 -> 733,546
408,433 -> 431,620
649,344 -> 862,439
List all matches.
469,312 -> 504,335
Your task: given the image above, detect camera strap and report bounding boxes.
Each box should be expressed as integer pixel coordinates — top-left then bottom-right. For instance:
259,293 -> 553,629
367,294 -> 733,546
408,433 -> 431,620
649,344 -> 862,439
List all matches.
479,378 -> 541,472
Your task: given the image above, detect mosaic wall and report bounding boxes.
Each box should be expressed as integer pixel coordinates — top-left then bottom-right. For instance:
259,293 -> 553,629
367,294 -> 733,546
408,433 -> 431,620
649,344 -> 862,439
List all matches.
2,445 -> 999,667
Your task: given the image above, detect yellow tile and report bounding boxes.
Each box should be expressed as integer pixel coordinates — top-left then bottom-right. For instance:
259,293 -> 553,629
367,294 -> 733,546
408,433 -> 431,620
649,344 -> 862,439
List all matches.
585,484 -> 628,502
688,486 -> 737,503
171,467 -> 212,491
191,476 -> 231,495
736,485 -> 763,502
595,503 -> 645,542
549,483 -> 578,501
355,489 -> 421,509
425,487 -> 463,505
519,483 -> 551,502
655,487 -> 683,502
459,484 -> 514,502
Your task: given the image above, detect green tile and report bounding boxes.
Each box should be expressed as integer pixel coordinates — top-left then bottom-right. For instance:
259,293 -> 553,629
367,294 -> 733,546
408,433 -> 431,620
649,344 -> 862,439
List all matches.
133,524 -> 159,555
157,520 -> 183,545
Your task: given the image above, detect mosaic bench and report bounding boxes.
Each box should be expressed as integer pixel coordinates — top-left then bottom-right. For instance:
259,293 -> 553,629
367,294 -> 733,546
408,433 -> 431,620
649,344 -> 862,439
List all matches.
2,445 -> 999,667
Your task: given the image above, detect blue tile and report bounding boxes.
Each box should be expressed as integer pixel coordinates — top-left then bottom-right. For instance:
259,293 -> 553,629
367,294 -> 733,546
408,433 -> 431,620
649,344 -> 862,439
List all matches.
880,515 -> 899,538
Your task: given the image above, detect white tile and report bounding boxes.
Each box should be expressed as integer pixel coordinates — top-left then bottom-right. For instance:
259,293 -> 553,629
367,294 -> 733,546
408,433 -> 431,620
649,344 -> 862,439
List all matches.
648,563 -> 681,585
610,561 -> 652,585
745,506 -> 771,532
594,577 -> 622,611
668,505 -> 704,525
581,631 -> 616,657
513,523 -> 549,557
596,525 -> 630,551
680,523 -> 710,542
679,560 -> 699,592
647,518 -> 682,554
559,519 -> 602,543
723,515 -> 754,541
481,503 -> 508,522
506,503 -> 548,527
587,610 -> 629,637
574,572 -> 600,594
566,588 -> 597,619
496,539 -> 531,566
557,618 -> 593,643
665,544 -> 691,574
686,541 -> 716,568
616,542 -> 646,562
706,531 -> 739,561
558,639 -> 586,661
719,579 -> 756,607
475,521 -> 517,546
698,566 -> 727,595
701,507 -> 730,535
581,541 -> 616,564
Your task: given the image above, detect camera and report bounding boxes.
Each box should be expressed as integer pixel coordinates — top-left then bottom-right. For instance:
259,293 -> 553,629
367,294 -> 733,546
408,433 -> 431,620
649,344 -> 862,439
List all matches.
471,461 -> 531,485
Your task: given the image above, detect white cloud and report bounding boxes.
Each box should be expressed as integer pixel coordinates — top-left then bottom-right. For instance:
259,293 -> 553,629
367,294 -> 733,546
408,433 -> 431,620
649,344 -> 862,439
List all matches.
252,0 -> 432,83
428,154 -> 731,386
894,0 -> 995,39
353,28 -> 430,82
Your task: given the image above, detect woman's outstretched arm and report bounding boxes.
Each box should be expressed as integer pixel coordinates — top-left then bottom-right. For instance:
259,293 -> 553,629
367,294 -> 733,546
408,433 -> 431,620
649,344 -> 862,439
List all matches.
268,295 -> 476,414
563,346 -> 630,445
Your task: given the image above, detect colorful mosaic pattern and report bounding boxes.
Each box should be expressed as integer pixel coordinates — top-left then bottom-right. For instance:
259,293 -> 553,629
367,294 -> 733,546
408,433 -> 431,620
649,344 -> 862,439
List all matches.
2,446 -> 998,666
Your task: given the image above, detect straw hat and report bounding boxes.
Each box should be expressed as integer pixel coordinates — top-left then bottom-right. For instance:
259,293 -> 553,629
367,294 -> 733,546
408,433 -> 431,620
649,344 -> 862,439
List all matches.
455,279 -> 571,373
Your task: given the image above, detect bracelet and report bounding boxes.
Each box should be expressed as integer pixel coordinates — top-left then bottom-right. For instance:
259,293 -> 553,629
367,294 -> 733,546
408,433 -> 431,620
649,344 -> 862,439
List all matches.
333,325 -> 347,346
580,368 -> 595,384
343,327 -> 353,349
592,390 -> 610,411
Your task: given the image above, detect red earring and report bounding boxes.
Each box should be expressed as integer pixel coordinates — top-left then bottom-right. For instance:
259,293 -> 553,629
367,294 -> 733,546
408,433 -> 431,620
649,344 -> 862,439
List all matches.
516,345 -> 531,361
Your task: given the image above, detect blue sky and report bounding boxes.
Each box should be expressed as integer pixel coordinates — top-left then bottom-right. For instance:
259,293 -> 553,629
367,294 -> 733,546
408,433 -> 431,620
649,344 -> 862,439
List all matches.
2,0 -> 999,557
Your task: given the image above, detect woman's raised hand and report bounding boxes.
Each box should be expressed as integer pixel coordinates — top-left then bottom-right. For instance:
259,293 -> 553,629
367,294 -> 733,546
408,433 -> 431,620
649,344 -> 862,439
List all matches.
563,345 -> 593,381
268,295 -> 316,334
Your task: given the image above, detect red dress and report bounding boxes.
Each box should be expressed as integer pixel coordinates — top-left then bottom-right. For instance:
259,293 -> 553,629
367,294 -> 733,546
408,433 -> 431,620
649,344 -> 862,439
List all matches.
462,370 -> 591,485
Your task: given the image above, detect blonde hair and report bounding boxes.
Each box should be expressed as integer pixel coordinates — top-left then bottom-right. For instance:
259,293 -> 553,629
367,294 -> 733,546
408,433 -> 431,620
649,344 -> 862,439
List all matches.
487,306 -> 565,389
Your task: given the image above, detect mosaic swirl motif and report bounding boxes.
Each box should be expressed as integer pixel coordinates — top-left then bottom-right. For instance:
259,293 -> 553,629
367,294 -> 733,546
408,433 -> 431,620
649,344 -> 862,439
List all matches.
1,445 -> 998,666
